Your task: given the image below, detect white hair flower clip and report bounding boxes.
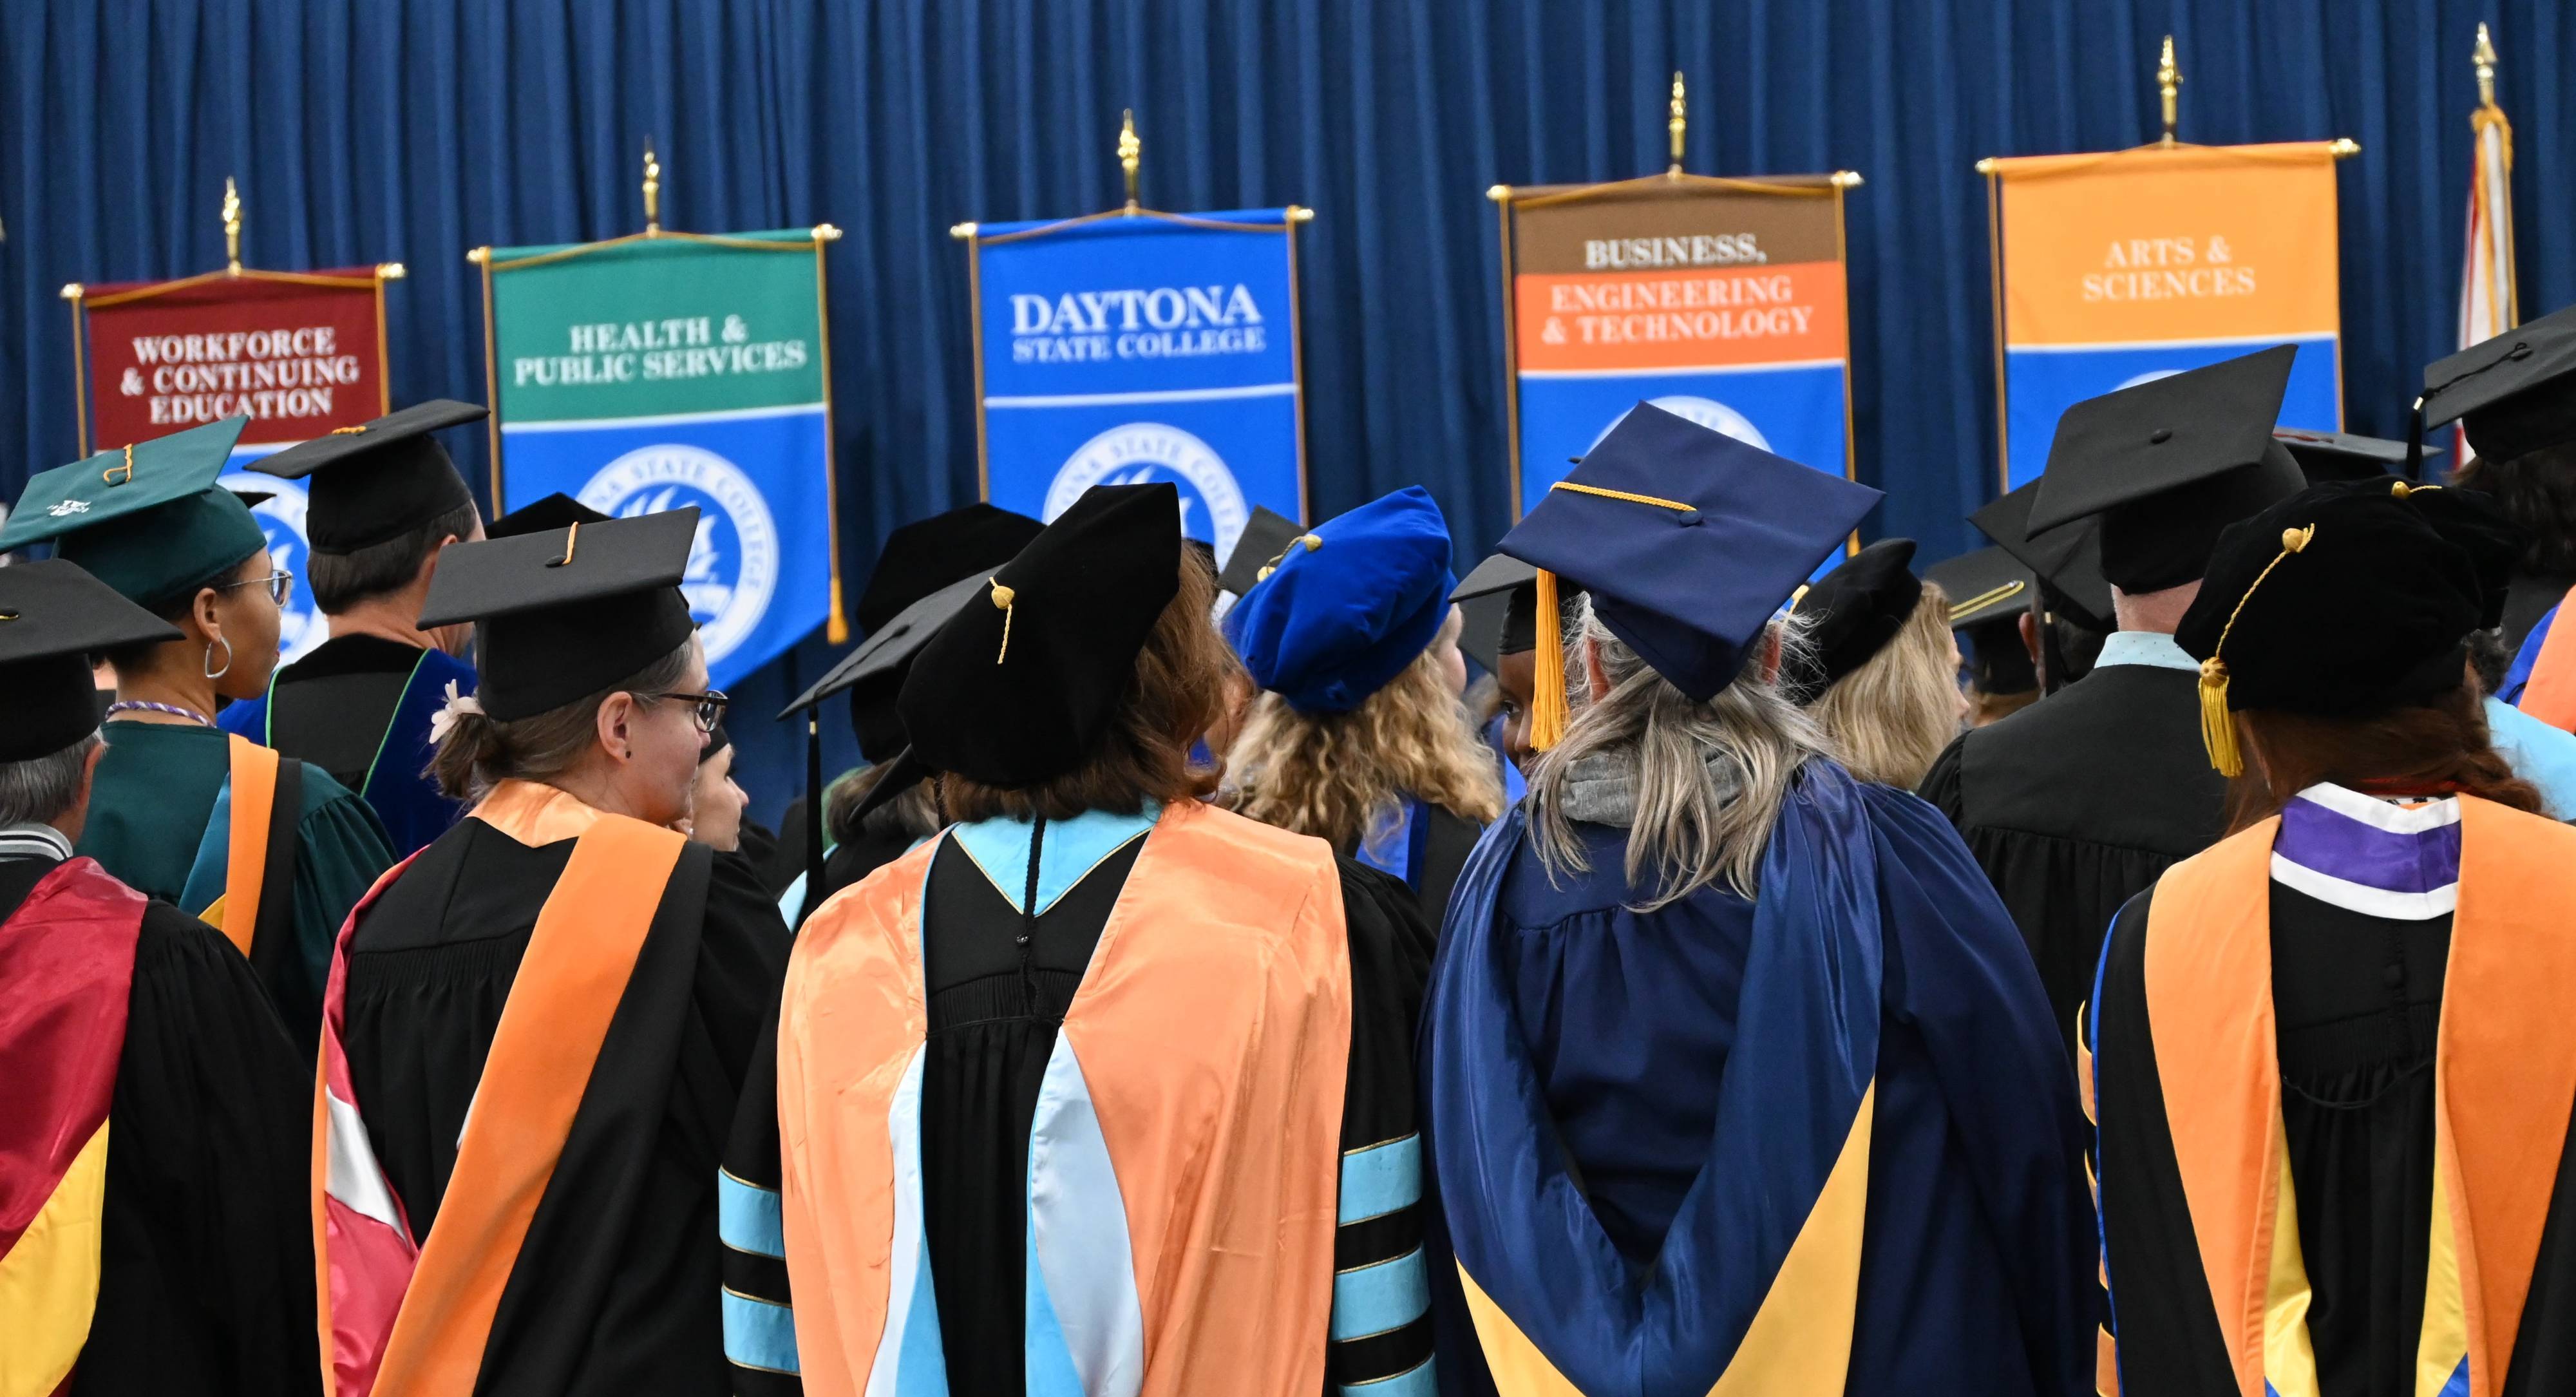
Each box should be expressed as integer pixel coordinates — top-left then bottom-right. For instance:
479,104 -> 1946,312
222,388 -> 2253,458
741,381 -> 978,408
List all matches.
428,679 -> 485,745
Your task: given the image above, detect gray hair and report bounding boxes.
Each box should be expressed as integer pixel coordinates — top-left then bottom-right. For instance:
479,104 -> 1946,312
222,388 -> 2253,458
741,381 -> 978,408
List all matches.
0,731 -> 101,829
1525,602 -> 1831,908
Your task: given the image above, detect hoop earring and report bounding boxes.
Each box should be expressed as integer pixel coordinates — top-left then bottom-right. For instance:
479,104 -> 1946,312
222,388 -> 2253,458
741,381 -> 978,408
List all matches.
202,636 -> 234,681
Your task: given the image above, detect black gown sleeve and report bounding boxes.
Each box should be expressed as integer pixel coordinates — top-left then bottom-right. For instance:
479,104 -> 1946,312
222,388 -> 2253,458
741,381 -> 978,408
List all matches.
76,903 -> 319,1397
1328,858 -> 1439,1394
711,848 -> 800,1394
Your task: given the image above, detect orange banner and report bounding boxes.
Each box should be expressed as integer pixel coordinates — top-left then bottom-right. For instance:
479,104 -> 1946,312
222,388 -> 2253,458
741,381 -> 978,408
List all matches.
1513,262 -> 1848,373
1992,142 -> 2342,348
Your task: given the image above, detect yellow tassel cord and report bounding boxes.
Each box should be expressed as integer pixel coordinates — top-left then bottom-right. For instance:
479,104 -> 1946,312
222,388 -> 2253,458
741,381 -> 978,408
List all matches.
545,519 -> 580,569
2199,524 -> 2315,777
1530,568 -> 1568,750
102,444 -> 135,487
990,579 -> 1015,663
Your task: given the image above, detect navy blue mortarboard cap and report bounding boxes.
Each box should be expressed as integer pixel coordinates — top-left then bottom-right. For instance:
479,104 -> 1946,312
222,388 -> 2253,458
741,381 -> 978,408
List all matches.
1226,486 -> 1455,714
1497,402 -> 1880,707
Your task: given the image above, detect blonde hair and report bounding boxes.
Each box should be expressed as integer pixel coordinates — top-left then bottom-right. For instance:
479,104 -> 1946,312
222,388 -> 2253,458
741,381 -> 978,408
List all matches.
1222,612 -> 1504,855
1808,582 -> 1962,789
1527,602 -> 1832,908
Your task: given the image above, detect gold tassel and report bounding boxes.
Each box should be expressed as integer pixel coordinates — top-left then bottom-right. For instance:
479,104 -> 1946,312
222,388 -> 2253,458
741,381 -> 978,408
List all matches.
2199,656 -> 2243,777
990,579 -> 1015,663
1530,568 -> 1567,751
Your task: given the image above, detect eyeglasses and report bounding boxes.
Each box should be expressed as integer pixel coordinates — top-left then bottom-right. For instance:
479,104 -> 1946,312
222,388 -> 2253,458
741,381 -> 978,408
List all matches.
638,688 -> 730,733
217,569 -> 296,606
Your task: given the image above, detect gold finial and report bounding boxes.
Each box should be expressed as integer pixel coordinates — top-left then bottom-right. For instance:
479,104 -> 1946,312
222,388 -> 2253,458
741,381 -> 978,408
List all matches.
1117,109 -> 1142,212
643,140 -> 662,234
1667,71 -> 1688,176
2474,23 -> 2499,109
222,177 -> 243,273
2156,36 -> 2183,146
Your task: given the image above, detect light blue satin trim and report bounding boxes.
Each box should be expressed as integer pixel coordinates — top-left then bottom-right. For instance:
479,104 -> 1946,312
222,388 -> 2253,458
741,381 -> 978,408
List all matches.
1341,1356 -> 1439,1397
1331,1246 -> 1430,1342
868,1047 -> 951,1395
2486,696 -> 2576,820
1026,1034 -> 1145,1397
1353,801 -> 1415,882
1338,1134 -> 1422,1223
722,1289 -> 801,1374
718,1170 -> 786,1259
952,804 -> 1159,915
2091,630 -> 2199,673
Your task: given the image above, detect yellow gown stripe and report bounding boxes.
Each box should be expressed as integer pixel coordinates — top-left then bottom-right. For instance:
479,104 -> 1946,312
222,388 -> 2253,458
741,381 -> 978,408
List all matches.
0,1121 -> 108,1397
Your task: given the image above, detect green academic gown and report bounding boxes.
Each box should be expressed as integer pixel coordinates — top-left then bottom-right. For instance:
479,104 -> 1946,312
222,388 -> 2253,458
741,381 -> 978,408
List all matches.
79,719 -> 395,1055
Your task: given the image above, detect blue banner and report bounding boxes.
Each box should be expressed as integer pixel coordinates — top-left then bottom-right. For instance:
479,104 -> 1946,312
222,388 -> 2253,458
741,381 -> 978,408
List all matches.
972,209 -> 1306,555
2001,336 -> 2340,488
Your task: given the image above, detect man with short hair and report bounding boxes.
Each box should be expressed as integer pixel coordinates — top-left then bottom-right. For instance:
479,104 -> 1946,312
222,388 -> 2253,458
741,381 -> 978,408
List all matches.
0,560 -> 317,1396
221,401 -> 488,855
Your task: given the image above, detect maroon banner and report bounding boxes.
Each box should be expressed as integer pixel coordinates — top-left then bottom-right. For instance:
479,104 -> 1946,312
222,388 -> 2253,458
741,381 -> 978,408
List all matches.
70,268 -> 393,455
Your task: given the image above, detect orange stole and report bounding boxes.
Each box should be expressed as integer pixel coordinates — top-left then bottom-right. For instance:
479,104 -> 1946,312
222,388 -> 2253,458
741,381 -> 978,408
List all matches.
776,801 -> 1352,1397
2518,584 -> 2576,733
2143,796 -> 2576,1397
312,781 -> 686,1397
202,734 -> 281,956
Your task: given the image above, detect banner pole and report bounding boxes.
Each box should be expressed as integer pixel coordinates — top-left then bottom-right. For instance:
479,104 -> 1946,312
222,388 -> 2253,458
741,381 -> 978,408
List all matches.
813,225 -> 849,643
2156,37 -> 2183,146
1984,168 -> 2009,497
223,177 -> 243,274
1490,186 -> 1523,521
964,226 -> 990,501
1119,110 -> 1142,214
469,248 -> 502,508
643,140 -> 662,236
1284,207 -> 1313,523
62,285 -> 91,458
1667,72 -> 1687,177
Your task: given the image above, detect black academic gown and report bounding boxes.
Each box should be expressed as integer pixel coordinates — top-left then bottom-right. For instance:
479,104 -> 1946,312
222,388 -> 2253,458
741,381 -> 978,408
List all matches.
340,815 -> 789,1397
719,832 -> 1437,1396
2504,571 -> 2576,653
1918,657 -> 2226,1050
2094,882 -> 2576,1396
0,857 -> 320,1397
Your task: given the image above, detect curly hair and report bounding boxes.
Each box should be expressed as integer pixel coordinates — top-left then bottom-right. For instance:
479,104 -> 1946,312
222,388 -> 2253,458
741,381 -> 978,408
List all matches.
1808,582 -> 1962,789
1222,610 -> 1503,857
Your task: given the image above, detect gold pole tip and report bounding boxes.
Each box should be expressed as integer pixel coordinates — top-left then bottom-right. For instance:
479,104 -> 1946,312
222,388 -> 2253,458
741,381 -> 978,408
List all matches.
949,222 -> 979,241
1486,184 -> 1513,203
377,262 -> 407,280
1285,205 -> 1314,223
813,223 -> 844,242
59,282 -> 85,301
1975,157 -> 2000,175
2329,137 -> 2361,158
466,247 -> 491,265
1830,170 -> 1865,189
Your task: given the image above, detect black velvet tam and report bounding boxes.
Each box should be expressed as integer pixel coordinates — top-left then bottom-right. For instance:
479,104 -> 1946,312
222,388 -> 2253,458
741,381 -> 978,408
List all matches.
1783,537 -> 1922,703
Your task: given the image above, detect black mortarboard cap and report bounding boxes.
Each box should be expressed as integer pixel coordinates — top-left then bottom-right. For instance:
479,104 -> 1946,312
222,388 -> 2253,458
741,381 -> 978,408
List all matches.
1,417 -> 271,609
1781,538 -> 1922,703
1449,553 -> 1538,675
2276,427 -> 2405,484
898,484 -> 1182,788
1216,505 -> 1307,599
1923,546 -> 2034,630
417,509 -> 700,721
780,571 -> 987,761
2179,482 -> 2483,772
1499,402 -> 1880,705
855,502 -> 1045,638
0,560 -> 184,761
2422,303 -> 2576,466
1970,480 -> 2115,634
247,400 -> 482,553
2028,346 -> 2304,593
488,492 -> 609,540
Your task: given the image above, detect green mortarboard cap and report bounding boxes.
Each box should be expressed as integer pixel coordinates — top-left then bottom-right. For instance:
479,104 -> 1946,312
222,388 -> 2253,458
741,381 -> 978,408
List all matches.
2,418 -> 271,608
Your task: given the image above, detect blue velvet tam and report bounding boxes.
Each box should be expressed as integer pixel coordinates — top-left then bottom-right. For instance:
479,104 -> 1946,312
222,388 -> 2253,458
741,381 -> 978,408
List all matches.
1225,485 -> 1457,714
1497,402 -> 1880,702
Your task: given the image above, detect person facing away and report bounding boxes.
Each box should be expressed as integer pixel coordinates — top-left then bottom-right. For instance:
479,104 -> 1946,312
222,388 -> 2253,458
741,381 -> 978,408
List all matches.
1222,485 -> 1505,920
1924,544 -> 2043,728
0,560 -> 318,1397
0,415 -> 394,1054
2089,478 -> 2576,1396
1781,537 -> 1973,789
734,482 -> 1437,1396
1920,346 -> 2311,1051
310,508 -> 789,1397
218,401 -> 488,857
1420,403 -> 2093,1397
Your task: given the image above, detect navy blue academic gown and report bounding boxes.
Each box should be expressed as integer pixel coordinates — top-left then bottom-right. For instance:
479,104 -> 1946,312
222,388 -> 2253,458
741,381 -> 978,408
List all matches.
222,638 -> 474,859
1420,761 -> 2093,1397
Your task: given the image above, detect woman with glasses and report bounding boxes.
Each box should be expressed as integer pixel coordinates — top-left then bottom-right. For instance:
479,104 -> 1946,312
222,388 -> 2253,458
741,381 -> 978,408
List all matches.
0,415 -> 395,1052
308,508 -> 786,1397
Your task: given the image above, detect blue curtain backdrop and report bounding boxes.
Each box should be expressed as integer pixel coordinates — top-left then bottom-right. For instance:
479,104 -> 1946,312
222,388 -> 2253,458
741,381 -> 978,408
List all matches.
6,0 -> 2572,819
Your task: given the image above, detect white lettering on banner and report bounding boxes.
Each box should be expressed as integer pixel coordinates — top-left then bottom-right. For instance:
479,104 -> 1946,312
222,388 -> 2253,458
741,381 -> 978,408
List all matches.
1581,234 -> 1768,270
2079,234 -> 2257,302
122,325 -> 359,427
512,313 -> 809,390
1007,284 -> 1269,365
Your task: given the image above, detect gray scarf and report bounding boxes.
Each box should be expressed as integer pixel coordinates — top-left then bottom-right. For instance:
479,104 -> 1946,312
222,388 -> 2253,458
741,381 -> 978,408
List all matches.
1556,750 -> 1744,827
